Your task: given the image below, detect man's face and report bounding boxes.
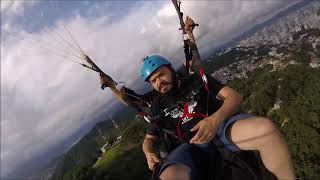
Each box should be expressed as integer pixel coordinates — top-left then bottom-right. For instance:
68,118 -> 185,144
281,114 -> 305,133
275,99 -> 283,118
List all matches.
148,66 -> 174,94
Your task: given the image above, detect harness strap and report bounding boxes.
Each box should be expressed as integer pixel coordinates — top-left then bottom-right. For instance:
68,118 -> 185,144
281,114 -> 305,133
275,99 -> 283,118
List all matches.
176,102 -> 208,141
199,67 -> 209,92
176,119 -> 184,141
182,102 -> 208,119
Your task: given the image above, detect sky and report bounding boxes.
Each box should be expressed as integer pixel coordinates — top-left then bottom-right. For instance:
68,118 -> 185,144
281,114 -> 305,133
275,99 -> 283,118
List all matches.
1,0 -> 306,178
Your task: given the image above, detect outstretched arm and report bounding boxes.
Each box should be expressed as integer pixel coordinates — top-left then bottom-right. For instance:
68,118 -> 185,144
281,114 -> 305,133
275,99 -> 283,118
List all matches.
185,16 -> 196,44
100,75 -> 150,115
184,16 -> 201,72
100,75 -> 128,106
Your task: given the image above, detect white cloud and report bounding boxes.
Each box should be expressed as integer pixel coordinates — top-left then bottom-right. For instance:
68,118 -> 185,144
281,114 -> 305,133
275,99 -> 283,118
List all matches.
1,1 -> 39,41
1,0 -> 304,178
157,3 -> 176,17
1,1 -> 37,16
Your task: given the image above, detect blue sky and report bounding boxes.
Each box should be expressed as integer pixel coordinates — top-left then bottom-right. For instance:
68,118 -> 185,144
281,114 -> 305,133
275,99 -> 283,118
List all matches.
18,1 -> 142,32
1,0 -> 307,178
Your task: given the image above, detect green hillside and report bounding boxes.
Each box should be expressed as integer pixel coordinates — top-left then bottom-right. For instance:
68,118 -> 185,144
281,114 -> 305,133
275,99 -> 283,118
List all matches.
228,64 -> 320,180
50,104 -> 141,180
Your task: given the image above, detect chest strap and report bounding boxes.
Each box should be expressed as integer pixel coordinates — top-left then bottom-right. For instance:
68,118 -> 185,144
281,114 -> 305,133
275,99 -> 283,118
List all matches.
176,102 -> 208,141
200,67 -> 209,92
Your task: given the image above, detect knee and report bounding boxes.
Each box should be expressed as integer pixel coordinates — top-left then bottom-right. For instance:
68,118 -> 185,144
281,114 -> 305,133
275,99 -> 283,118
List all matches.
160,164 -> 190,180
254,117 -> 278,135
252,117 -> 284,150
229,117 -> 282,151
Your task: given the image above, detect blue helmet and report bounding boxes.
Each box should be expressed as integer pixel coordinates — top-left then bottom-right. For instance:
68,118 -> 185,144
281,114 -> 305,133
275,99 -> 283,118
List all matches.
141,55 -> 171,82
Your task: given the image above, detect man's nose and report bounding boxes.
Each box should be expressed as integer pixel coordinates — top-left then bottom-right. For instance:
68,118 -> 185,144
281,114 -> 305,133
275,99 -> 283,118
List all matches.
156,78 -> 161,88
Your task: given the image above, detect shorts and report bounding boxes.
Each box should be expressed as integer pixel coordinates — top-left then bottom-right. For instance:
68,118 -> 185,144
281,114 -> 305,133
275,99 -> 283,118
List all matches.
159,114 -> 254,180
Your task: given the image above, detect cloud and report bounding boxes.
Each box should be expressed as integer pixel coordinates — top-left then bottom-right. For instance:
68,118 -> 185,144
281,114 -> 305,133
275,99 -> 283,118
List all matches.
1,1 -> 37,16
1,0 -> 304,178
1,1 -> 38,35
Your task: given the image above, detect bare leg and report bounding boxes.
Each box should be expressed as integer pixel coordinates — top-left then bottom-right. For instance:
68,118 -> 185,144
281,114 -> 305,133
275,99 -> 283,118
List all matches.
160,164 -> 190,180
227,117 -> 295,180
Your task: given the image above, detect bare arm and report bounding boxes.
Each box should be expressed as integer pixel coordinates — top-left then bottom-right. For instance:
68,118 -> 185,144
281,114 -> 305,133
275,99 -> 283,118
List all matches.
143,134 -> 160,170
184,16 -> 201,71
100,75 -> 128,106
186,30 -> 195,44
211,86 -> 243,124
142,134 -> 158,154
185,16 -> 196,44
190,86 -> 243,144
